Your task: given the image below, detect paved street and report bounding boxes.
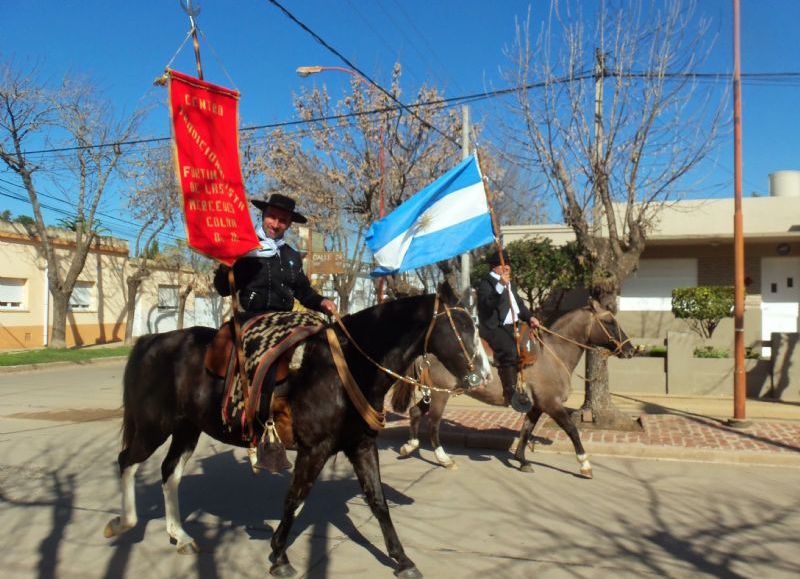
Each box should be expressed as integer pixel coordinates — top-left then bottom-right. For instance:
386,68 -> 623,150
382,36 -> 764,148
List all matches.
1,361 -> 799,578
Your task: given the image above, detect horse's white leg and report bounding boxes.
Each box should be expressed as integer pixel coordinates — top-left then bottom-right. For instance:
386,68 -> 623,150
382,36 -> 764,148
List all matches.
163,450 -> 198,554
433,446 -> 457,470
104,463 -> 140,538
576,453 -> 593,479
399,438 -> 419,457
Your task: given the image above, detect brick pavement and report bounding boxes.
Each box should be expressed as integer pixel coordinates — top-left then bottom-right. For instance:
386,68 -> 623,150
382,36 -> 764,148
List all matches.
382,405 -> 800,465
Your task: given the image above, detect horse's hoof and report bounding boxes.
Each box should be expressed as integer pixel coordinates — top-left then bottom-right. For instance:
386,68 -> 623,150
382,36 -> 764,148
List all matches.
176,540 -> 199,554
270,563 -> 297,577
519,463 -> 535,474
399,444 -> 418,457
103,516 -> 131,538
580,467 -> 593,479
395,566 -> 423,578
442,460 -> 458,470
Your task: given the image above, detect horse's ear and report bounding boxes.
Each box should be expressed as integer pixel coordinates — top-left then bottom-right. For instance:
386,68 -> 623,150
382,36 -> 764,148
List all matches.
438,279 -> 460,305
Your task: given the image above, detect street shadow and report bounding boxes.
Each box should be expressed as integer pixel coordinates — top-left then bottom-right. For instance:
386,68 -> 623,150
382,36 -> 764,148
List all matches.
102,448 -> 413,577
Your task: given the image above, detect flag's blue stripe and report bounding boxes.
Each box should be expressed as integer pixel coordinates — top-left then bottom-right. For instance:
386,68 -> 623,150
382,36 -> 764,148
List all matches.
366,156 -> 481,252
370,213 -> 494,276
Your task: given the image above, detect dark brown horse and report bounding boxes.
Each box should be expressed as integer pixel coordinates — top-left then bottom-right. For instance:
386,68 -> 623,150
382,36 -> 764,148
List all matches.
103,283 -> 490,578
391,300 -> 635,477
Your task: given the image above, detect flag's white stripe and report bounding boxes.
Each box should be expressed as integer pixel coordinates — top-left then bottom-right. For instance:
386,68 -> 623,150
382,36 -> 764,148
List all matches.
373,182 -> 488,269
372,213 -> 494,275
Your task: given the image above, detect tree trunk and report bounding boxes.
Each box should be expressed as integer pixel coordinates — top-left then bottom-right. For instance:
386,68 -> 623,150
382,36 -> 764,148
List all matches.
177,282 -> 194,330
124,276 -> 143,345
49,290 -> 69,349
578,289 -> 638,430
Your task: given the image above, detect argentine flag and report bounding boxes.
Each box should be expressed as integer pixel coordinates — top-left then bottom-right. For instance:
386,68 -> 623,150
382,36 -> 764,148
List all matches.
366,154 -> 495,276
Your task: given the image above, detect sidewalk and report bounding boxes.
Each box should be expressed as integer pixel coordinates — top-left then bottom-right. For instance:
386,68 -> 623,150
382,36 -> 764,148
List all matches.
382,391 -> 800,467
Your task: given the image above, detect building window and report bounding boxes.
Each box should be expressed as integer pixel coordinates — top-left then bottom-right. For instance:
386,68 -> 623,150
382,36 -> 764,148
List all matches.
619,258 -> 698,312
0,278 -> 26,310
158,285 -> 179,311
68,282 -> 94,311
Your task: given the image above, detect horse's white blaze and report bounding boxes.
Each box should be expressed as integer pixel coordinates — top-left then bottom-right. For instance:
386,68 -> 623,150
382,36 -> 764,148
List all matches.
120,463 -> 140,528
473,332 -> 492,383
163,451 -> 194,547
294,501 -> 305,517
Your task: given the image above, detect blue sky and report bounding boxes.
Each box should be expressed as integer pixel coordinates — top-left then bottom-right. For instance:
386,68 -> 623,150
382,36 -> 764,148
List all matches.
1,0 -> 798,246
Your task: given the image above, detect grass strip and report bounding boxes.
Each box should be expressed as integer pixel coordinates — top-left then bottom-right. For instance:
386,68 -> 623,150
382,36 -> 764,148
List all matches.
0,346 -> 131,366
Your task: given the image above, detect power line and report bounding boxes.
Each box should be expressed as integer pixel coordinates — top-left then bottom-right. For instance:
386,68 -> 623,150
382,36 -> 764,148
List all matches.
18,69 -> 800,157
264,0 -> 461,149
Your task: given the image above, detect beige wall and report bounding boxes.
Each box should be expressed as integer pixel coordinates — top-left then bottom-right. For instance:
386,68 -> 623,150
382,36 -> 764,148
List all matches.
0,223 -> 129,349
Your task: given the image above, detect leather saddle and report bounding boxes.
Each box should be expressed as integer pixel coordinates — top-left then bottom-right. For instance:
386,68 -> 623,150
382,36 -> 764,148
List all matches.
204,320 -> 294,383
204,320 -> 296,448
481,327 -> 538,369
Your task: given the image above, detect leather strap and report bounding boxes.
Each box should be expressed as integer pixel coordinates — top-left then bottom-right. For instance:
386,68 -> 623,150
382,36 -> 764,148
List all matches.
326,327 -> 386,431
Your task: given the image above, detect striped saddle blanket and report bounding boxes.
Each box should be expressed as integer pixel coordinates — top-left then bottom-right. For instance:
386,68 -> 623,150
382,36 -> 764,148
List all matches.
220,310 -> 327,437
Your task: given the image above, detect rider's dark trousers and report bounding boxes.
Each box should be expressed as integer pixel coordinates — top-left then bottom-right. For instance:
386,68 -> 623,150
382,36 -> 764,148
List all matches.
479,323 -> 520,368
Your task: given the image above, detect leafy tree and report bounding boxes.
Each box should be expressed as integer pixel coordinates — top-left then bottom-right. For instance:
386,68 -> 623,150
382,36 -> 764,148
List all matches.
471,238 -> 588,315
503,0 -> 725,427
121,146 -> 181,343
0,209 -> 10,222
0,62 -> 142,348
672,286 -> 734,339
13,214 -> 34,226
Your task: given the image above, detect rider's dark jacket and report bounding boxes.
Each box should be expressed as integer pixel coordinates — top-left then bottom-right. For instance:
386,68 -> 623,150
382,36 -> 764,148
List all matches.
476,273 -> 533,333
213,244 -> 325,316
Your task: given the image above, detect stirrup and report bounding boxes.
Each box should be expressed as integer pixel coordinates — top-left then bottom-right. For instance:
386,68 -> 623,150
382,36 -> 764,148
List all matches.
253,420 -> 292,473
511,384 -> 533,414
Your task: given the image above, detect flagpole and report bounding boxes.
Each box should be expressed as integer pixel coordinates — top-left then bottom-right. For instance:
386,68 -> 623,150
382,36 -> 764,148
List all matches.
476,149 -> 525,371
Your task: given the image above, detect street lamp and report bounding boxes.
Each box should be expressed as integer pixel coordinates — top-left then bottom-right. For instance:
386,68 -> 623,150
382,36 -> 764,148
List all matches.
297,64 -> 387,303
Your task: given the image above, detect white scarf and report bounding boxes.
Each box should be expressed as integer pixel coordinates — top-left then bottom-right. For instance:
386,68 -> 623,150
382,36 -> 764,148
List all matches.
246,224 -> 286,258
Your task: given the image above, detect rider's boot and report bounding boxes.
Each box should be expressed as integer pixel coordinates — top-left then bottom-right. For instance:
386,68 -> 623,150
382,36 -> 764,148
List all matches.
498,365 -> 517,407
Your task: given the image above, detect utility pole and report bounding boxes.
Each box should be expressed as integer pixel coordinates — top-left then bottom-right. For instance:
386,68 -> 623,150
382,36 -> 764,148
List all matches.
592,47 -> 605,235
460,105 -> 471,296
731,0 -> 747,424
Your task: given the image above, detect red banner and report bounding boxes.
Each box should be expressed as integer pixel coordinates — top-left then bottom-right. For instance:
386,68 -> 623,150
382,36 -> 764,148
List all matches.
167,69 -> 259,265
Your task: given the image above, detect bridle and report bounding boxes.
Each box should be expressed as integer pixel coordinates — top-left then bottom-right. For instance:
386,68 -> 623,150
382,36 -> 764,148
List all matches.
326,293 -> 482,429
587,310 -> 632,357
537,308 -> 631,357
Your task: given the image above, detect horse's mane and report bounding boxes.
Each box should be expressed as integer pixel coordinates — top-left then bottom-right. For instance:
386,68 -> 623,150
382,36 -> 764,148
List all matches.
547,304 -> 592,334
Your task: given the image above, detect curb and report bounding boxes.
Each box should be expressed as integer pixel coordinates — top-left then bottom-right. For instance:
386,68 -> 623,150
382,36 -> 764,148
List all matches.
0,356 -> 128,374
380,424 -> 800,468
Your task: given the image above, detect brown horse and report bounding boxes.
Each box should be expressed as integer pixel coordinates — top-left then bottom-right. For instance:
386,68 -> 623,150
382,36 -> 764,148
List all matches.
103,283 -> 490,578
391,300 -> 635,477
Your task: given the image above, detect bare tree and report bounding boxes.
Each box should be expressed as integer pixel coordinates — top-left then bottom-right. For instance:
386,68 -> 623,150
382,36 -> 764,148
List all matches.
252,64 -> 465,313
0,63 -> 142,348
122,146 -> 181,344
504,1 -> 725,426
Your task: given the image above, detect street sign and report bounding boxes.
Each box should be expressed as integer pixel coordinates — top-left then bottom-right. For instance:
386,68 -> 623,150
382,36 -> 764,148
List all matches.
310,252 -> 345,275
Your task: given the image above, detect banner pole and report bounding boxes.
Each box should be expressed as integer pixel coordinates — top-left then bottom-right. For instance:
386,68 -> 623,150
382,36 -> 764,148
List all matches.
181,0 -> 204,80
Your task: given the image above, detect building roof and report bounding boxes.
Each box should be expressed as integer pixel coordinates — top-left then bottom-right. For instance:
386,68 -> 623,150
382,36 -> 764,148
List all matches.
503,195 -> 800,246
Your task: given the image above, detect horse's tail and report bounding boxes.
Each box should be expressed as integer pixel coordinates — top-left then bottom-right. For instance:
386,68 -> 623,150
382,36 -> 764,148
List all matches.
119,334 -> 156,451
390,380 -> 415,413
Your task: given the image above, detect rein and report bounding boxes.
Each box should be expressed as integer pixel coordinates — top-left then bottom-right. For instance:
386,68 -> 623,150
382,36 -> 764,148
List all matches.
328,294 -> 479,429
535,309 -> 632,383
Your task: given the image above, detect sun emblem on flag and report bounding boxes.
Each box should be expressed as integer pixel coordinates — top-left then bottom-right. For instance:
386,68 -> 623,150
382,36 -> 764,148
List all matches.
414,213 -> 434,235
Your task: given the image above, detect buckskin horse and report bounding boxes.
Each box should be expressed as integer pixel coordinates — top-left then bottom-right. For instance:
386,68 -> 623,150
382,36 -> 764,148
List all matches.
103,282 -> 490,578
391,299 -> 635,477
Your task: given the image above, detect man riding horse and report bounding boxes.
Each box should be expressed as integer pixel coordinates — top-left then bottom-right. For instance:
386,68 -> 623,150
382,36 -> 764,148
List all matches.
213,193 -> 337,469
476,249 -> 540,406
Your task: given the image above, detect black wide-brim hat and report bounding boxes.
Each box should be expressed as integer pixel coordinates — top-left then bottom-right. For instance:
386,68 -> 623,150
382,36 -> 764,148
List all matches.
251,193 -> 308,224
487,248 -> 510,267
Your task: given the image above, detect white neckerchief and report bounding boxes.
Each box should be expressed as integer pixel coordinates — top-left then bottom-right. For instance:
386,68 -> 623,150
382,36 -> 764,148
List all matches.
489,271 -> 520,325
246,224 -> 286,258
